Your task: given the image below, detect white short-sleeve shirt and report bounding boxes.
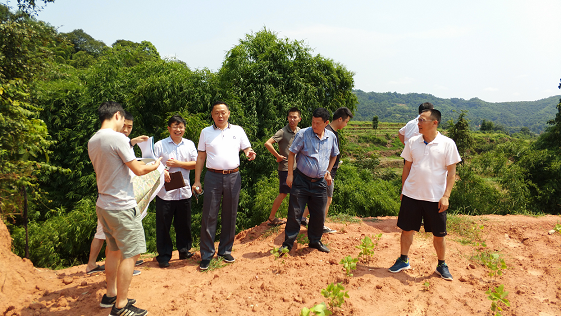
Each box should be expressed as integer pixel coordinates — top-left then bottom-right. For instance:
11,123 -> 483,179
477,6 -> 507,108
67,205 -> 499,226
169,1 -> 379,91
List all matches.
197,123 -> 251,170
401,132 -> 462,202
399,115 -> 420,145
154,137 -> 198,200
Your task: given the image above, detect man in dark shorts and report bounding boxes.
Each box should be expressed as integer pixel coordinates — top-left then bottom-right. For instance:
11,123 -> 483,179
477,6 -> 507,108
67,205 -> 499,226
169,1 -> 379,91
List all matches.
264,107 -> 302,226
388,108 -> 461,281
88,102 -> 161,315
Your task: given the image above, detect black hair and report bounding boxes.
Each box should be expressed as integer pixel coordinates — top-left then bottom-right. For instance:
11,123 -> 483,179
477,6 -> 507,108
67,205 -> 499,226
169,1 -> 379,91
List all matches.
98,101 -> 124,123
422,108 -> 442,124
123,110 -> 134,121
418,102 -> 434,114
168,115 -> 187,127
332,107 -> 353,121
312,108 -> 330,122
212,101 -> 230,111
287,107 -> 301,117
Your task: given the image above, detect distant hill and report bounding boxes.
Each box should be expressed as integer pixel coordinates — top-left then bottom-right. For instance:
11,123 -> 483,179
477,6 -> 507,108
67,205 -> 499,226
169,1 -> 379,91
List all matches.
353,90 -> 560,133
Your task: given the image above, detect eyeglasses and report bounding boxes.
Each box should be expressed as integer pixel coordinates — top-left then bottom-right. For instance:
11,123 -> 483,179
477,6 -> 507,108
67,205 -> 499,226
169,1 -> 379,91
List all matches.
418,118 -> 434,123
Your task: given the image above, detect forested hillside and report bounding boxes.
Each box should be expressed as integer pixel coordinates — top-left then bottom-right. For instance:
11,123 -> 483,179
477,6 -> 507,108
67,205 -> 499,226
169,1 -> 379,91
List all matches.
353,90 -> 560,133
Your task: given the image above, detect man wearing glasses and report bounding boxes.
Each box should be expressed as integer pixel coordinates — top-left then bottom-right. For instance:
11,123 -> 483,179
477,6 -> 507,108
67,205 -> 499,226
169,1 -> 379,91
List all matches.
389,108 -> 461,281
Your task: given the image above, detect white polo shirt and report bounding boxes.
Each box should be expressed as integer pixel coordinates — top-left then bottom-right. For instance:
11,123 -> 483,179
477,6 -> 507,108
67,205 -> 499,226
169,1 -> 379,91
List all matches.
197,123 -> 251,170
154,136 -> 198,200
399,115 -> 420,145
401,132 -> 461,202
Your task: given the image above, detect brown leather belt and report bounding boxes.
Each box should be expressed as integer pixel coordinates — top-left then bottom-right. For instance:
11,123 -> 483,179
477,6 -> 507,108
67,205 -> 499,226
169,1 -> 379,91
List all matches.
208,167 -> 239,174
296,169 -> 323,182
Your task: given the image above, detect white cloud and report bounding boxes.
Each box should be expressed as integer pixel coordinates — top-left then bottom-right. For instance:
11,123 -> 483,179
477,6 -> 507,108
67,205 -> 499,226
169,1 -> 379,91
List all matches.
483,87 -> 498,91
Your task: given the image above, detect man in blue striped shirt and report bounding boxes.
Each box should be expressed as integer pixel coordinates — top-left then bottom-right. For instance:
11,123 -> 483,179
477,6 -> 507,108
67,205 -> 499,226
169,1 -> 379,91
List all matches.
279,108 -> 339,254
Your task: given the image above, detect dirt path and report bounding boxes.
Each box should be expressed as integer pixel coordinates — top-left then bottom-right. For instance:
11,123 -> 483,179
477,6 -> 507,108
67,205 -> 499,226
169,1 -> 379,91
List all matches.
2,215 -> 560,316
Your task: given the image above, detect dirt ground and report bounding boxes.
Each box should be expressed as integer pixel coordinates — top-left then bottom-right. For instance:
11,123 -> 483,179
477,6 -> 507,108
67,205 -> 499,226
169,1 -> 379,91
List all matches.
1,214 -> 560,316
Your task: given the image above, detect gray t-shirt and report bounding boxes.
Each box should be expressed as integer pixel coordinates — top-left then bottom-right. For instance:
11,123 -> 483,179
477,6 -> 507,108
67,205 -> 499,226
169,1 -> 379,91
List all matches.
272,124 -> 300,171
88,128 -> 137,210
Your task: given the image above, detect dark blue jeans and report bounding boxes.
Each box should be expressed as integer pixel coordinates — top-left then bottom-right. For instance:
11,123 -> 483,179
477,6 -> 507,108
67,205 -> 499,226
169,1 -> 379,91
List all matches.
282,171 -> 327,249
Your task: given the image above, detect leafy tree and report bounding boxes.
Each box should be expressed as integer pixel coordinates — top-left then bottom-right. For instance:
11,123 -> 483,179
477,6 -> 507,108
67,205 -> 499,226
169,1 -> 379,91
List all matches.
219,28 -> 357,141
60,29 -> 108,56
480,119 -> 494,132
447,110 -> 474,159
0,5 -> 63,218
372,115 -> 379,130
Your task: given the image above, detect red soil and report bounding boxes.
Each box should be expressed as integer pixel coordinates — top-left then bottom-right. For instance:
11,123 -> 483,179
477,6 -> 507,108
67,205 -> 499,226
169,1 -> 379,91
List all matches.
2,215 -> 560,316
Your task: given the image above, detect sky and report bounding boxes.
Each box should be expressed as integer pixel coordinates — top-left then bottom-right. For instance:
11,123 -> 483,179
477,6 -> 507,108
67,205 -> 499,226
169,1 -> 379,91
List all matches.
17,0 -> 561,103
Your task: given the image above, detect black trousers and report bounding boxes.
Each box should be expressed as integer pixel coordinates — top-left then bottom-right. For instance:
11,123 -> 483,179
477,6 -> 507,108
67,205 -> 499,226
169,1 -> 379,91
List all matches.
155,196 -> 192,264
282,170 -> 327,249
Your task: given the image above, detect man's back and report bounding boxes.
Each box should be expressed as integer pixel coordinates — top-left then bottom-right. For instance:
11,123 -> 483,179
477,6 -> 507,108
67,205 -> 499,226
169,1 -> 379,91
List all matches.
88,128 -> 136,210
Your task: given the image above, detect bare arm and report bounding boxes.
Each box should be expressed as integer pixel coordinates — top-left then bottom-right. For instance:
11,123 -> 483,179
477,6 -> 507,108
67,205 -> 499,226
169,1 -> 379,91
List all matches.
165,159 -> 196,170
264,138 -> 284,162
438,163 -> 457,213
130,135 -> 149,146
125,157 -> 162,176
400,160 -> 413,200
286,152 -> 296,188
398,133 -> 405,145
324,155 -> 337,185
192,151 -> 206,194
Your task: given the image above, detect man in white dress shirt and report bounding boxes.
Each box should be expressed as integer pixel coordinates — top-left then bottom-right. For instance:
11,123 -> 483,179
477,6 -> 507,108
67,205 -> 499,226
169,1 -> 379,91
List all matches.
153,115 -> 198,268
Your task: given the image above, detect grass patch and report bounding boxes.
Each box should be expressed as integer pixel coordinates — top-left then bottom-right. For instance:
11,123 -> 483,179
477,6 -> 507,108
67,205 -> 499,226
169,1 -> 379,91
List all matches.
201,257 -> 227,272
260,225 -> 282,240
329,213 -> 361,224
447,214 -> 486,246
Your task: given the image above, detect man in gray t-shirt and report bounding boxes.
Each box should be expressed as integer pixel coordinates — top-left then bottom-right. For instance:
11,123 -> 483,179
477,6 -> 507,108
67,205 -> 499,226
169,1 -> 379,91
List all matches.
88,101 -> 161,315
264,107 -> 301,226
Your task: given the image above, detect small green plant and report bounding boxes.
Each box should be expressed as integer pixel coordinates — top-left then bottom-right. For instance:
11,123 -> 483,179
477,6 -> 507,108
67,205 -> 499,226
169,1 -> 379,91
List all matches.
471,250 -> 507,278
554,222 -> 561,234
270,246 -> 289,274
447,214 -> 486,246
321,283 -> 349,310
270,246 -> 289,260
422,281 -> 430,292
300,303 -> 332,316
296,233 -> 309,245
486,284 -> 510,316
355,233 -> 382,263
339,256 -> 358,277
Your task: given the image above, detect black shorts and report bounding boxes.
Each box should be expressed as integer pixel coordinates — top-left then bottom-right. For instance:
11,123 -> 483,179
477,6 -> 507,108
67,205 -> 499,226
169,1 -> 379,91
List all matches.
397,195 -> 447,237
278,171 -> 291,194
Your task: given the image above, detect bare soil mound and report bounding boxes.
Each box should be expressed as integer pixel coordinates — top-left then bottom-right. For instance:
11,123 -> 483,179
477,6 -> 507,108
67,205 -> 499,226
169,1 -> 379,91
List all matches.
2,215 -> 561,316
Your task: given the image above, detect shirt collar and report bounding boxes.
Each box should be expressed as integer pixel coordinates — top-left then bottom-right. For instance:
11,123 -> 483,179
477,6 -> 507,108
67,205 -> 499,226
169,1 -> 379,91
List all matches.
417,131 -> 442,144
284,124 -> 299,134
213,122 -> 231,130
166,136 -> 184,145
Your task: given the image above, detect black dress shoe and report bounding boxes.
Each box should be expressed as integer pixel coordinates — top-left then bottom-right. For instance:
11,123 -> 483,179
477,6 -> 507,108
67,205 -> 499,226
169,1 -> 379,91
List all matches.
159,261 -> 170,268
309,241 -> 330,253
179,251 -> 194,259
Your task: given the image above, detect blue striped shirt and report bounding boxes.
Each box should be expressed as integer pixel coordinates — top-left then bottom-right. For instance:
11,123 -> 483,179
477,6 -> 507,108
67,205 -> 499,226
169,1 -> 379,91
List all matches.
289,127 -> 339,179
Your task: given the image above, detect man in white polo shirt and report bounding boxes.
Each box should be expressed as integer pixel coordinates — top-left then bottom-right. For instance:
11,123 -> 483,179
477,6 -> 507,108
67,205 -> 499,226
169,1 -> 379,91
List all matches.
193,101 -> 256,270
388,108 -> 461,281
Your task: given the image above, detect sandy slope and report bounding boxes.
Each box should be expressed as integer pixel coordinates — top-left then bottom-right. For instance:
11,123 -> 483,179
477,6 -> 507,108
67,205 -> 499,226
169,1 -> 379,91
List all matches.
2,215 -> 560,316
